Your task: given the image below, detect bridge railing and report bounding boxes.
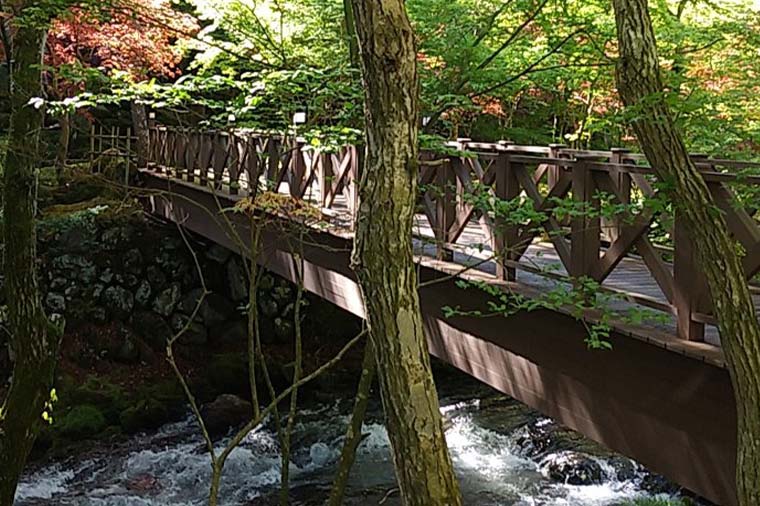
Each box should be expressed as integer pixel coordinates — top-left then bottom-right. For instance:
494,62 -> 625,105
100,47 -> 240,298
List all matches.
144,126 -> 760,343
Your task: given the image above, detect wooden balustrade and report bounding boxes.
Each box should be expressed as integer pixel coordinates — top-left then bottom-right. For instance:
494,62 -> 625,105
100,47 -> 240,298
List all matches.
144,126 -> 760,343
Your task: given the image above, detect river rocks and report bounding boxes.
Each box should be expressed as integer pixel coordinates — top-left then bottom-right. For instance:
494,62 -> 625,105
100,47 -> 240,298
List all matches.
200,394 -> 253,436
539,451 -> 604,485
135,280 -> 152,307
153,283 -> 181,317
103,286 -> 135,319
46,292 -> 67,312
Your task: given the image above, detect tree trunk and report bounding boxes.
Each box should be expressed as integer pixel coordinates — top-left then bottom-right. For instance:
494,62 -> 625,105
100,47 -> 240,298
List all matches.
0,13 -> 61,506
328,340 -> 375,506
349,2 -> 462,505
130,101 -> 150,169
342,0 -> 359,68
54,111 -> 70,177
612,1 -> 760,504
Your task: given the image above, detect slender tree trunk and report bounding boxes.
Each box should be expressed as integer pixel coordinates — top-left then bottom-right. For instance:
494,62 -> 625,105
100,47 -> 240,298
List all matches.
342,0 -> 359,68
0,13 -> 61,506
328,340 -> 375,506
130,101 -> 149,169
612,1 -> 760,504
349,2 -> 462,505
54,111 -> 70,177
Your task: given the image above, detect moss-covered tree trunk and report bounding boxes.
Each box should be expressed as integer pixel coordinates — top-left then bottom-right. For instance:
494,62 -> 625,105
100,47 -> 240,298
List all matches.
612,1 -> 760,504
0,10 -> 61,505
349,2 -> 462,505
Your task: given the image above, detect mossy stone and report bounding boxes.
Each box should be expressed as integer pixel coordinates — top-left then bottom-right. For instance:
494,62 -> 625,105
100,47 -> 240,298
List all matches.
56,405 -> 107,440
119,398 -> 170,434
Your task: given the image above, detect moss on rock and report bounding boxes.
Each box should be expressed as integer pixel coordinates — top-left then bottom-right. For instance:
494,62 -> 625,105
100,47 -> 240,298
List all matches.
56,405 -> 108,440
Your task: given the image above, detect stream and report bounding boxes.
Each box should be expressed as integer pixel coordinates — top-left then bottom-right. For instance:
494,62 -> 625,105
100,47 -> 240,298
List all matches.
16,374 -> 687,505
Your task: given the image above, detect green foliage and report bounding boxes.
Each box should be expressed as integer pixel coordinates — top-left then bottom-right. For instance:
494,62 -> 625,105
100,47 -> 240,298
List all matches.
625,498 -> 694,506
55,404 -> 107,440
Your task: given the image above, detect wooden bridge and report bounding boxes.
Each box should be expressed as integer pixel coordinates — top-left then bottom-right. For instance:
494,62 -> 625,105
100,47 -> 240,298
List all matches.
138,125 -> 760,506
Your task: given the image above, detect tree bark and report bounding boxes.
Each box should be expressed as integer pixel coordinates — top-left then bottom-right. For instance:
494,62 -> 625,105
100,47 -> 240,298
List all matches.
130,101 -> 150,169
54,111 -> 70,177
611,1 -> 760,504
328,340 -> 375,506
349,2 -> 462,505
0,9 -> 61,506
342,0 -> 359,68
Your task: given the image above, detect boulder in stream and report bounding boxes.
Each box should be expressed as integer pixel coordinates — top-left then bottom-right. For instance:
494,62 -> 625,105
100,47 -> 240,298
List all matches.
539,451 -> 604,485
200,394 -> 253,437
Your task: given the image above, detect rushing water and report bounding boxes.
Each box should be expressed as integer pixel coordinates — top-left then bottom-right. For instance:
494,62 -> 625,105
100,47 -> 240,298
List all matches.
16,378 -> 684,506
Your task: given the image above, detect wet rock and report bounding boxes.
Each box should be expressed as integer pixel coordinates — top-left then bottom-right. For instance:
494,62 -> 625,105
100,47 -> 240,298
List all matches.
135,280 -> 152,307
126,474 -> 162,495
46,292 -> 66,312
103,286 -> 134,319
226,258 -> 248,302
200,394 -> 253,436
153,283 -> 181,317
539,451 -> 604,485
640,471 -> 681,495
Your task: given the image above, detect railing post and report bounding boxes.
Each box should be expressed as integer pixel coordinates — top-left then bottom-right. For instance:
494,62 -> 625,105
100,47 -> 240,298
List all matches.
290,140 -> 306,197
454,138 -> 471,216
319,150 -> 333,208
606,148 -> 632,242
549,143 -> 566,189
435,155 -> 456,261
494,141 -> 519,280
570,155 -> 601,279
265,136 -> 280,189
673,210 -> 708,341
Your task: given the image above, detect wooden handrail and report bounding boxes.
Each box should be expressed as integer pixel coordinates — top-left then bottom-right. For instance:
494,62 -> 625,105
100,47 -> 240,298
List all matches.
140,125 -> 760,344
